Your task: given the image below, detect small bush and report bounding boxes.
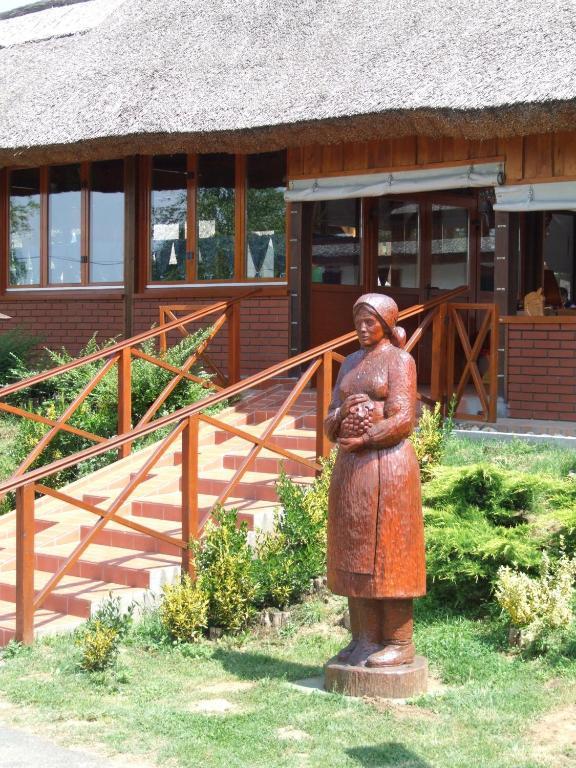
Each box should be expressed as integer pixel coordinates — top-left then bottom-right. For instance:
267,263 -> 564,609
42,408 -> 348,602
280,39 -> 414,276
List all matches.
193,508 -> 256,633
78,620 -> 120,672
254,452 -> 335,609
495,548 -> 576,646
160,574 -> 209,643
411,401 -> 454,481
88,595 -> 134,640
0,326 -> 42,386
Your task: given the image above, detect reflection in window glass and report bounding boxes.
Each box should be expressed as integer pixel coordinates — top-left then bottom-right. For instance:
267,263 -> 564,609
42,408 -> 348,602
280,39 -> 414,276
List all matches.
311,200 -> 360,285
479,194 -> 495,293
90,160 -> 124,283
430,204 -> 469,289
377,200 -> 419,288
150,155 -> 187,282
543,213 -> 575,304
246,151 -> 286,279
9,168 -> 41,286
49,164 -> 81,284
197,154 -> 235,281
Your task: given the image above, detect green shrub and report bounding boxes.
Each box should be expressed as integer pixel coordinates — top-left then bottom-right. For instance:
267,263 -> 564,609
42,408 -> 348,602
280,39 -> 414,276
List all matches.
0,326 -> 42,386
410,401 -> 454,481
2,328 -> 222,490
160,574 -> 209,643
77,620 -> 120,672
193,508 -> 256,633
88,595 -> 134,640
254,452 -> 335,609
495,548 -> 576,648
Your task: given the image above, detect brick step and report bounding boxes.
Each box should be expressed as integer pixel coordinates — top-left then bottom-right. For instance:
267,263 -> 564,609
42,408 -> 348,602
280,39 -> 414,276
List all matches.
183,468 -> 314,502
222,449 -> 317,477
0,570 -> 145,619
0,599 -> 84,646
213,414 -> 315,445
31,544 -> 181,591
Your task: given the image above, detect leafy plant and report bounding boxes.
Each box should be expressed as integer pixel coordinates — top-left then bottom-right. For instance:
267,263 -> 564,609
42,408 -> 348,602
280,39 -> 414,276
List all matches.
87,595 -> 134,640
254,452 -> 335,609
495,547 -> 576,647
193,508 -> 256,633
77,620 -> 120,672
411,400 -> 455,481
0,326 -> 42,386
160,574 -> 209,643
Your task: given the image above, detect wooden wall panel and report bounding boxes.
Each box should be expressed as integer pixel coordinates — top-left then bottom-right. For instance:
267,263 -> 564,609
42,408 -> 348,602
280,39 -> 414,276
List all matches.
553,132 -> 576,177
523,134 -> 553,180
286,132 -> 576,184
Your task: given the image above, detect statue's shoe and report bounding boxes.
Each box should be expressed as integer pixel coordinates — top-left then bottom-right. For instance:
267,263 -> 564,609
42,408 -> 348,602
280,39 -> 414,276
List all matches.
335,639 -> 358,663
347,640 -> 383,667
365,642 -> 415,667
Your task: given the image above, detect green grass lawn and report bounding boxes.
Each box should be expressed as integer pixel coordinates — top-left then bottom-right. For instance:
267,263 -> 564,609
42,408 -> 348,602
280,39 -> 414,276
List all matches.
1,595 -> 575,768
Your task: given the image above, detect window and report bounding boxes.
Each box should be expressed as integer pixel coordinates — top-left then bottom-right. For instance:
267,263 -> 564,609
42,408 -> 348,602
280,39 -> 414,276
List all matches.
246,151 -> 286,279
150,155 -> 187,282
7,160 -> 125,288
9,168 -> 41,286
430,204 -> 469,289
197,154 -> 235,281
377,200 -> 419,288
311,199 -> 360,285
147,151 -> 287,284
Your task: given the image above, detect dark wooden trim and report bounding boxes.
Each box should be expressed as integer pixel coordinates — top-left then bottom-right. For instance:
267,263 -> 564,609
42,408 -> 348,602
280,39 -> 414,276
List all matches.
500,314 -> 576,323
235,154 -> 246,279
1,290 -> 125,302
0,168 -> 8,296
287,202 -> 304,356
123,156 -> 137,338
187,153 -> 197,281
137,155 -> 151,293
134,285 -> 289,300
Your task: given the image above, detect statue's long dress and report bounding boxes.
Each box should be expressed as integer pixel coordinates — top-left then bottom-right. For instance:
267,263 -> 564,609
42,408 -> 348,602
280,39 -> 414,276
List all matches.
325,342 -> 426,599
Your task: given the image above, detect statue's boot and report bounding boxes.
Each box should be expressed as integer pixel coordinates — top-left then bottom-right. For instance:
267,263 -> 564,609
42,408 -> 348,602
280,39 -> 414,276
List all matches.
347,638 -> 382,667
366,598 -> 414,668
335,638 -> 358,663
336,597 -> 361,663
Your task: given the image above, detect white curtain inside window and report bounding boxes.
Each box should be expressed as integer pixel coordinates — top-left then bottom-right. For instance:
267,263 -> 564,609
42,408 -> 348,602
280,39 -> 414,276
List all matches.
494,181 -> 576,212
285,162 -> 501,202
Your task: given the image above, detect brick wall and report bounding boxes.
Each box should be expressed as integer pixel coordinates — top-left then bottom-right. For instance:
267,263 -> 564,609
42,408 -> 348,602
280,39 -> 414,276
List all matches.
134,294 -> 290,378
506,321 -> 576,421
0,295 -> 125,357
0,293 -> 290,377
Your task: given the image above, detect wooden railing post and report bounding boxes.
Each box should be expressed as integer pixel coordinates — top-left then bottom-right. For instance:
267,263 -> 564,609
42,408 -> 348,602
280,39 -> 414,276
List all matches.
488,305 -> 499,423
159,308 -> 168,354
118,347 -> 132,459
430,303 -> 447,409
16,483 -> 35,644
316,352 -> 333,460
181,415 -> 199,577
227,302 -> 241,386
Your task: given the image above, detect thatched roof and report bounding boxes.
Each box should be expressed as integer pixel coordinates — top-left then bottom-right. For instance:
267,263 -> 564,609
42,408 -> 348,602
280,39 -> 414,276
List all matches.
1,0 -> 576,165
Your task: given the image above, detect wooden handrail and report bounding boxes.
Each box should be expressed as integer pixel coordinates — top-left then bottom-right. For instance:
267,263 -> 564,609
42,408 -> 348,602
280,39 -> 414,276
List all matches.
0,289 -> 259,400
0,286 -> 466,496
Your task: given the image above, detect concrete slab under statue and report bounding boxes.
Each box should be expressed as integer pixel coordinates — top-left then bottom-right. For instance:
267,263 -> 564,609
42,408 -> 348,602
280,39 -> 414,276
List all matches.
322,293 -> 428,699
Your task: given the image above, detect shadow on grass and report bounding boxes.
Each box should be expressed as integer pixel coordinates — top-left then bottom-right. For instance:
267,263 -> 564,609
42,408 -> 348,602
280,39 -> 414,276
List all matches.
213,648 -> 320,682
347,743 -> 432,767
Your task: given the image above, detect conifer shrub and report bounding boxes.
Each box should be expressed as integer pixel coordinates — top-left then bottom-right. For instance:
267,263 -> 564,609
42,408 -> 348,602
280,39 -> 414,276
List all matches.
160,574 -> 209,643
193,508 -> 256,633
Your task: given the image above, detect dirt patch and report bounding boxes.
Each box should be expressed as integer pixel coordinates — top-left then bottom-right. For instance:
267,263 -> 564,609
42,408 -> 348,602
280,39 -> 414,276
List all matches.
529,705 -> 576,766
277,726 -> 310,741
192,698 -> 236,714
201,680 -> 255,695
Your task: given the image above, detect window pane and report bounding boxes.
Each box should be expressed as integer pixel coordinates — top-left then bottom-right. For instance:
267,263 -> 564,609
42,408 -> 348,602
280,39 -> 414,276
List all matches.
150,155 -> 187,282
246,151 -> 286,279
311,200 -> 360,285
479,194 -> 495,293
377,200 -> 419,288
197,154 -> 235,281
9,168 -> 40,286
90,160 -> 124,283
543,213 -> 575,305
430,204 -> 469,289
49,164 -> 81,284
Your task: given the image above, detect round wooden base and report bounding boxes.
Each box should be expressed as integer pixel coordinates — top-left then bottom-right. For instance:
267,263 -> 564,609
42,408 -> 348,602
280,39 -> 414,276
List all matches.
324,655 -> 428,699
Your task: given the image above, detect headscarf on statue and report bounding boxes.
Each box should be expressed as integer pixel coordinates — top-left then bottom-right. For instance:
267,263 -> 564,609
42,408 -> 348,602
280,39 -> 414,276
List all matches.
352,293 -> 407,349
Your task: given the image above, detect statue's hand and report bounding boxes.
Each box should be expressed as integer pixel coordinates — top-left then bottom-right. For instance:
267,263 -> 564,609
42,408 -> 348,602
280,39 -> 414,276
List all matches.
340,393 -> 371,419
338,436 -> 366,453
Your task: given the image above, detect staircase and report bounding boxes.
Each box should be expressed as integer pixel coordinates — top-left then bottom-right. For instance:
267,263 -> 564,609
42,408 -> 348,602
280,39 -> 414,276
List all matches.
0,384 -> 317,645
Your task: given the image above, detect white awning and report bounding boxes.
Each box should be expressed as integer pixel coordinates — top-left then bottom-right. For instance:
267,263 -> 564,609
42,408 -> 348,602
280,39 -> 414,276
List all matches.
494,181 -> 576,212
285,162 -> 502,202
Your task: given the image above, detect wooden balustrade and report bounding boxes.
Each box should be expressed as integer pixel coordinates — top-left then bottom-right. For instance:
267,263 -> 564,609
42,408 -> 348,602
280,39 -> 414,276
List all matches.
1,284 -> 502,643
0,291 -> 258,477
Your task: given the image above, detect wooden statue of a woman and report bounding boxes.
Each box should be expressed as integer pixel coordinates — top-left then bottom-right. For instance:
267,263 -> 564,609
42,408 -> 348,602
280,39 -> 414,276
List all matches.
324,293 -> 426,681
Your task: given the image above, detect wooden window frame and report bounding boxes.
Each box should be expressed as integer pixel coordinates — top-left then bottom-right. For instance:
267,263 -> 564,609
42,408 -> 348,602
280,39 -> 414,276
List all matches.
4,160 -> 126,291
145,151 -> 289,287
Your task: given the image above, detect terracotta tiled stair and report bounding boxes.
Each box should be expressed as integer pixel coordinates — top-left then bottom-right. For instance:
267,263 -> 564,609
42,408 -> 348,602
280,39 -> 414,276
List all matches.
0,384 -> 318,646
